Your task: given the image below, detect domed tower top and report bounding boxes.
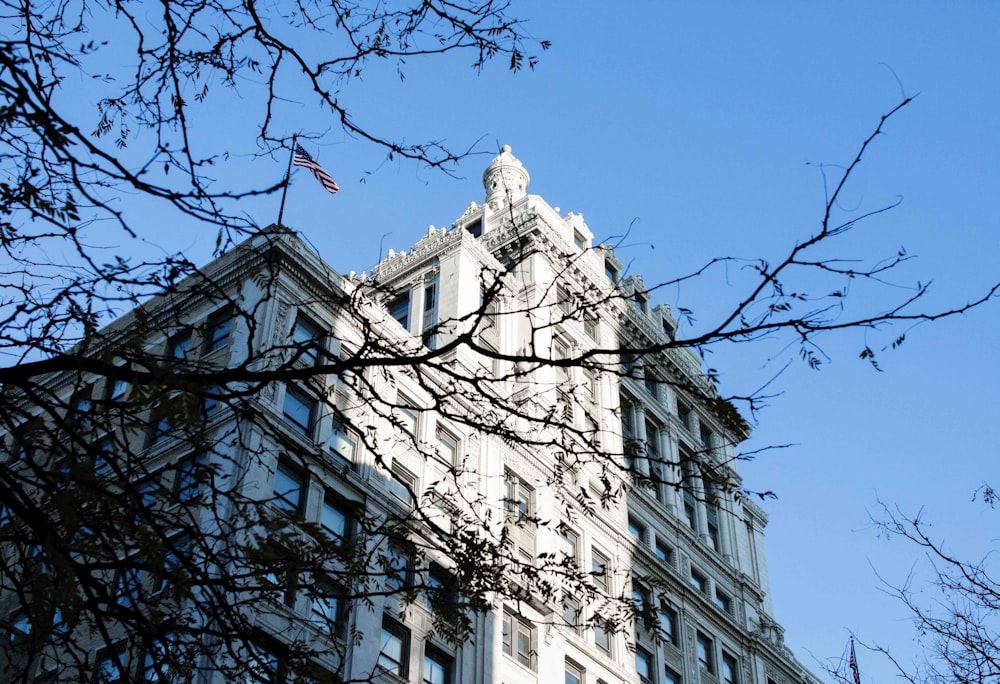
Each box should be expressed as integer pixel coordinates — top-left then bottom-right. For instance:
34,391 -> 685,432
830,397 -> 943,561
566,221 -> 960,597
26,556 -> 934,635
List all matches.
482,145 -> 530,206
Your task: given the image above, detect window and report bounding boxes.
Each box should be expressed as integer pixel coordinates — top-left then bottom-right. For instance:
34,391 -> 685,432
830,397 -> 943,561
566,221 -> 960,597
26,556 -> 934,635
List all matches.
677,401 -> 690,430
8,611 -> 30,642
658,602 -> 678,645
591,549 -> 609,591
502,611 -> 536,670
632,583 -> 651,631
593,616 -> 611,655
386,543 -> 412,591
643,369 -> 658,397
388,463 -> 416,506
168,331 -> 192,364
397,405 -> 418,439
321,495 -> 352,543
715,588 -> 732,613
562,597 -> 580,633
328,420 -> 356,468
633,292 -> 648,313
173,452 -> 206,504
425,564 -> 454,612
696,632 -> 715,674
273,462 -> 304,513
422,645 -> 452,684
559,526 -> 579,565
628,516 -> 647,545
435,426 -> 458,464
620,396 -> 635,437
113,566 -> 143,607
378,616 -> 410,677
390,289 -> 411,330
636,647 -> 653,684
556,285 -> 573,315
565,660 -> 584,684
504,471 -> 532,523
282,387 -> 314,436
504,471 -> 535,560
690,567 -> 707,594
108,377 -> 129,403
645,417 -> 661,463
204,311 -> 232,354
664,666 -> 682,684
465,218 -> 482,237
700,424 -> 714,451
706,499 -> 721,552
655,540 -> 673,566
583,316 -> 598,340
423,279 -> 439,348
605,259 -> 619,282
311,579 -> 347,639
573,229 -> 587,249
95,647 -> 128,682
291,316 -> 322,365
722,653 -> 738,684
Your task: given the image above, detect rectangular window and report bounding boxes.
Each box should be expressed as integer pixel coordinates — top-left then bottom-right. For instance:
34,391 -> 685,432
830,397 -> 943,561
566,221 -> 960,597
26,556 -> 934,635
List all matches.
311,579 -> 346,640
282,387 -> 314,436
628,516 -> 647,545
291,316 -> 322,366
565,659 -> 585,684
386,543 -> 412,591
422,645 -> 452,684
504,471 -> 532,523
583,316 -> 598,340
645,417 -> 661,462
722,653 -> 738,684
700,424 -> 714,451
390,289 -> 411,331
664,666 -> 682,684
636,647 -> 653,684
697,632 -> 715,674
108,377 -> 129,403
605,259 -> 619,283
690,568 -> 707,594
593,616 -> 611,655
435,426 -> 458,464
706,499 -> 721,551
378,616 -> 410,677
620,396 -> 635,437
168,331 -> 192,364
658,602 -> 678,645
562,597 -> 580,633
591,549 -> 609,591
328,420 -> 356,468
632,584 -> 651,631
388,463 -> 416,505
173,452 -> 206,504
465,218 -> 482,237
655,540 -> 673,566
715,588 -> 732,613
273,462 -> 304,513
643,369 -> 658,397
397,405 -> 418,438
502,611 -> 536,670
677,401 -> 690,430
204,311 -> 233,354
95,647 -> 128,682
425,564 -> 454,613
321,495 -> 351,543
573,229 -> 587,249
559,526 -> 579,565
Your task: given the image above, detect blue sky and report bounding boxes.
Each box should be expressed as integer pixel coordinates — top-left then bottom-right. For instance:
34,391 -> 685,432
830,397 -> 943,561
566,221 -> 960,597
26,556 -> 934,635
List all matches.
65,2 -> 1000,681
274,4 -> 998,680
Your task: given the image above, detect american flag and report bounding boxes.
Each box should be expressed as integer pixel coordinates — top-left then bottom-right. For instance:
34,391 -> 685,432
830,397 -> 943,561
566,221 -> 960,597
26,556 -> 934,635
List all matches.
293,144 -> 339,194
849,638 -> 861,684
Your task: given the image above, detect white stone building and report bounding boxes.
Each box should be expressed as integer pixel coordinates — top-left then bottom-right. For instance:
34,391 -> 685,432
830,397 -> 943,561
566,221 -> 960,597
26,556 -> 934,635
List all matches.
0,148 -> 820,684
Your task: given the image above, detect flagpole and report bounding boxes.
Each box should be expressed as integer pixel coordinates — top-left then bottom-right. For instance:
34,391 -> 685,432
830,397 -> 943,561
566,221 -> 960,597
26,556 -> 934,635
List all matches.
276,134 -> 297,229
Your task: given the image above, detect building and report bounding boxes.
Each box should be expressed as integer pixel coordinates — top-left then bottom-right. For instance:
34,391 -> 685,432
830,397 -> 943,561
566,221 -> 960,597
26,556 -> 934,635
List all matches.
0,147 -> 821,684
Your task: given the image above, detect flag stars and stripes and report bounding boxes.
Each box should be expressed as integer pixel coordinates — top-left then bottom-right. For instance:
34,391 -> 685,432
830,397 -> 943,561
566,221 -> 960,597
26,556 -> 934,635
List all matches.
293,144 -> 339,194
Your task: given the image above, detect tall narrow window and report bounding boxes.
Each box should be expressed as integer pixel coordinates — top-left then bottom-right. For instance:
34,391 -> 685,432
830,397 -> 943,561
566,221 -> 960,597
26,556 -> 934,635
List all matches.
321,495 -> 351,543
422,645 -> 452,684
592,549 -> 609,591
329,420 -> 356,468
636,647 -> 653,684
291,316 -> 322,365
378,616 -> 410,677
706,488 -> 721,551
204,311 -> 232,354
722,653 -> 738,684
390,289 -> 411,331
168,331 -> 192,364
697,632 -> 715,674
658,602 -> 678,645
502,611 -> 536,670
282,387 -> 314,436
273,462 -> 304,513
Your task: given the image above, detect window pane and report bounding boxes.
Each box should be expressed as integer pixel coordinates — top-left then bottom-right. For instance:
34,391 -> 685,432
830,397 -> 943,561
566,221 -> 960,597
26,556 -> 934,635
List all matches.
273,464 -> 302,512
282,389 -> 312,435
321,498 -> 348,541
